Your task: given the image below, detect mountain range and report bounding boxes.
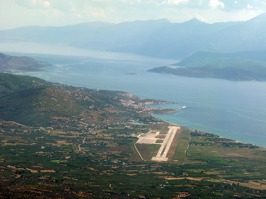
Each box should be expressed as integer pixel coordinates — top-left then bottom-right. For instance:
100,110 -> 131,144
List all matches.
1,13 -> 266,59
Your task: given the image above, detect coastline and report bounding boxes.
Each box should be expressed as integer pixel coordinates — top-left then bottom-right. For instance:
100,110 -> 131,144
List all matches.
151,113 -> 266,149
8,70 -> 265,148
137,98 -> 265,148
7,55 -> 266,147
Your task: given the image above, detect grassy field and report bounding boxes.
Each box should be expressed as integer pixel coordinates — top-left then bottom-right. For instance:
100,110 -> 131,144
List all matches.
169,129 -> 190,163
1,123 -> 266,198
183,132 -> 266,190
135,143 -> 161,161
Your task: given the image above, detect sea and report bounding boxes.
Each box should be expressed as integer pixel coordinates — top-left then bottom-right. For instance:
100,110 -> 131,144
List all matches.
15,52 -> 266,147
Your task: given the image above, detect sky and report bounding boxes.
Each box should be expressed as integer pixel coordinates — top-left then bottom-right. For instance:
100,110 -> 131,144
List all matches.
0,0 -> 266,30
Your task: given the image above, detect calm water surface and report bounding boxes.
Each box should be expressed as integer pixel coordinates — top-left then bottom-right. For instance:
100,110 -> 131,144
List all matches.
21,53 -> 266,147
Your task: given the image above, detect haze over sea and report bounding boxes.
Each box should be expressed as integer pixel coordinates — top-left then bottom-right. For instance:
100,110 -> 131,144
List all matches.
18,52 -> 266,147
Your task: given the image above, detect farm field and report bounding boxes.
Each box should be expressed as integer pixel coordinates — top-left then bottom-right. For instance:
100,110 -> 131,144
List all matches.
1,121 -> 265,198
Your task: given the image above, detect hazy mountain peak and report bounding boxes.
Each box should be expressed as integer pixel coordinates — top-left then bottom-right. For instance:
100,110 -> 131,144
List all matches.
65,21 -> 112,28
1,15 -> 266,59
184,18 -> 205,24
182,18 -> 207,26
249,12 -> 266,22
120,18 -> 171,25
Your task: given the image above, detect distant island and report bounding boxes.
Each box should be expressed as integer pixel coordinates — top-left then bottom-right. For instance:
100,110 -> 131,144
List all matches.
0,53 -> 49,73
149,51 -> 266,81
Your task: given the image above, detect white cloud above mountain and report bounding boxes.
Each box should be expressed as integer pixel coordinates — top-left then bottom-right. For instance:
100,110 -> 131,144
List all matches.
166,0 -> 189,5
0,0 -> 265,29
209,0 -> 224,9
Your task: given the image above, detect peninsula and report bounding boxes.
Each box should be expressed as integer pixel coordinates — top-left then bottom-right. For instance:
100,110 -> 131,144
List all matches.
0,53 -> 50,73
149,51 -> 266,81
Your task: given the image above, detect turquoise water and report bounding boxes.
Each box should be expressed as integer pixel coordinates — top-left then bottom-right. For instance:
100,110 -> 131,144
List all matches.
21,53 -> 266,147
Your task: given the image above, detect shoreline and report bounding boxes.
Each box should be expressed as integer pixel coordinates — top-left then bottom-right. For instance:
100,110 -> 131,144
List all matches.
8,69 -> 265,148
151,114 -> 266,149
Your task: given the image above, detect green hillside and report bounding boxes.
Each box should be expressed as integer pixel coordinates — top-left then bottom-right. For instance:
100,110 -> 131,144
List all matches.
0,53 -> 49,72
0,73 -> 47,96
0,73 -> 156,128
149,51 -> 266,81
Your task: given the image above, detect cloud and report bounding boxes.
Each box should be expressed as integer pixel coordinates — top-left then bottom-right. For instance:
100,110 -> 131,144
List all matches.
1,0 -> 265,30
164,0 -> 189,5
16,0 -> 51,8
119,0 -> 142,3
209,0 -> 224,9
247,4 -> 254,9
85,7 -> 107,18
42,1 -> 50,7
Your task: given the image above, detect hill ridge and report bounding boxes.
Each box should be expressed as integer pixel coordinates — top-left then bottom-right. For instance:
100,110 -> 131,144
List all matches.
1,13 -> 266,59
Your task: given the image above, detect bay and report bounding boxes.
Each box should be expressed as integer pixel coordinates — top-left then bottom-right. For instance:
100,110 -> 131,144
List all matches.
20,52 -> 266,147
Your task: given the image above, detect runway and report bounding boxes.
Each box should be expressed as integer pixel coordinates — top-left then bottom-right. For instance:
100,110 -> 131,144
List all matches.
152,126 -> 180,162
